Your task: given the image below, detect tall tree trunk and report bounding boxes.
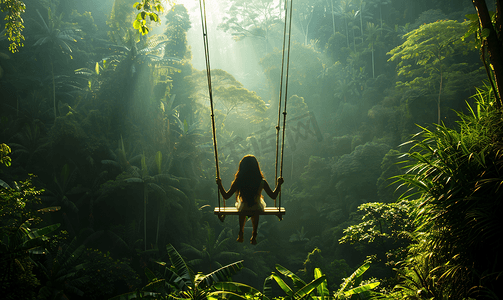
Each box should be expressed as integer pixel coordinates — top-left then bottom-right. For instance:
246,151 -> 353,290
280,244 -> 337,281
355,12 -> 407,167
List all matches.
144,185 -> 148,251
472,0 -> 503,107
345,19 -> 349,48
331,0 -> 335,35
380,4 -> 383,34
372,43 -> 375,78
359,4 -> 363,37
50,57 -> 56,120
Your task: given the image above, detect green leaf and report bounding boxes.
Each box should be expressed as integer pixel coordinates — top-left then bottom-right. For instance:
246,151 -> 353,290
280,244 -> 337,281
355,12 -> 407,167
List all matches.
149,12 -> 159,22
133,20 -> 142,30
141,25 -> 149,35
314,268 -> 329,299
212,282 -> 269,300
155,4 -> 164,13
268,273 -> 293,297
183,119 -> 189,134
37,206 -> 60,213
343,281 -> 380,296
275,264 -> 307,289
208,291 -> 247,300
263,274 -> 273,298
26,223 -> 60,240
166,244 -> 193,286
338,262 -> 370,293
197,260 -> 244,289
133,2 -> 142,10
293,276 -> 326,300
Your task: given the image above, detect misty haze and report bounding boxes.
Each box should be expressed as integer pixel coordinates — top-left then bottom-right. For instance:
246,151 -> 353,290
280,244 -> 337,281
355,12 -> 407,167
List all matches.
1,0 -> 502,299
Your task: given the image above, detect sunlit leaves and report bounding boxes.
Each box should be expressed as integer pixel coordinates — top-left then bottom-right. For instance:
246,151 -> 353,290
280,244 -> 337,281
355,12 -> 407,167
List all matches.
393,85 -> 503,297
75,61 -> 103,92
0,143 -> 11,167
268,264 -> 326,300
133,0 -> 166,35
462,11 -> 495,49
1,0 -> 26,52
388,20 -> 470,70
340,200 -> 415,246
387,19 -> 482,123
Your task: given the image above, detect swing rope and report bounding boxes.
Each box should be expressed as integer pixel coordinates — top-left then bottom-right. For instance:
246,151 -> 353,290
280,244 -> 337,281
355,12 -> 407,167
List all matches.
199,0 -> 293,217
275,0 -> 294,210
199,0 -> 223,214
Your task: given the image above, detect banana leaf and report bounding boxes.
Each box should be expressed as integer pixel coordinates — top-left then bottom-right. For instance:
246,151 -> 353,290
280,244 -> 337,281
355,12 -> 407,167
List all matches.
196,260 -> 244,289
343,281 -> 380,297
212,281 -> 268,300
166,244 -> 193,288
268,273 -> 294,297
314,268 -> 329,300
293,276 -> 326,300
276,264 -> 307,290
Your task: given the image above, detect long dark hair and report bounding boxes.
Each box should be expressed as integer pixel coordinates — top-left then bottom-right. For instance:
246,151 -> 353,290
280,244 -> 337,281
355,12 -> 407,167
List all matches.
232,155 -> 264,207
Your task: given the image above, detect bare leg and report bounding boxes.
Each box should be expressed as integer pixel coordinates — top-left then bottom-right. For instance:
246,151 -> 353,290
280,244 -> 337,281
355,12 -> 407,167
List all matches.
237,215 -> 246,242
250,215 -> 259,245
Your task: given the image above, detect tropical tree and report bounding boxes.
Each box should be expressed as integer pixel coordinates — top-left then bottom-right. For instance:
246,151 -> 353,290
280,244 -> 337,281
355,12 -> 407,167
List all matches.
218,0 -> 283,54
8,122 -> 49,173
187,69 -> 267,124
295,0 -> 320,45
74,61 -> 103,96
371,0 -> 390,31
107,0 -> 137,45
339,200 -> 415,285
40,163 -> 81,236
334,0 -> 354,49
260,41 -> 327,113
101,139 -> 187,251
340,201 -> 414,249
163,4 -> 191,59
36,237 -> 90,300
388,20 -> 479,124
0,218 -> 60,300
365,22 -> 380,78
0,176 -> 60,299
31,8 -> 79,120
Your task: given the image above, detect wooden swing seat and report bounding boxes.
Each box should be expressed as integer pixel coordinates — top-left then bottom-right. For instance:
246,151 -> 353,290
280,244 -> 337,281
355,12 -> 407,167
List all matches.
214,207 -> 285,216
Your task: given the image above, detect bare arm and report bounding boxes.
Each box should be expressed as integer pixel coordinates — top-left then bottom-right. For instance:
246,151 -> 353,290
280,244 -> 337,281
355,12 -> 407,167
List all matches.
263,177 -> 284,199
216,178 -> 238,200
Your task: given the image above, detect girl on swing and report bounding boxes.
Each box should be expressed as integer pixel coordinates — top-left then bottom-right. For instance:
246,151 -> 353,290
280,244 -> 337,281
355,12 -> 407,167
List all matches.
216,155 -> 284,245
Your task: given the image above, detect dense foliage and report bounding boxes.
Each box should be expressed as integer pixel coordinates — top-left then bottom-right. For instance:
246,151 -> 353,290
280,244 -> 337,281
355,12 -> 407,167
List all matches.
1,0 -> 502,299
